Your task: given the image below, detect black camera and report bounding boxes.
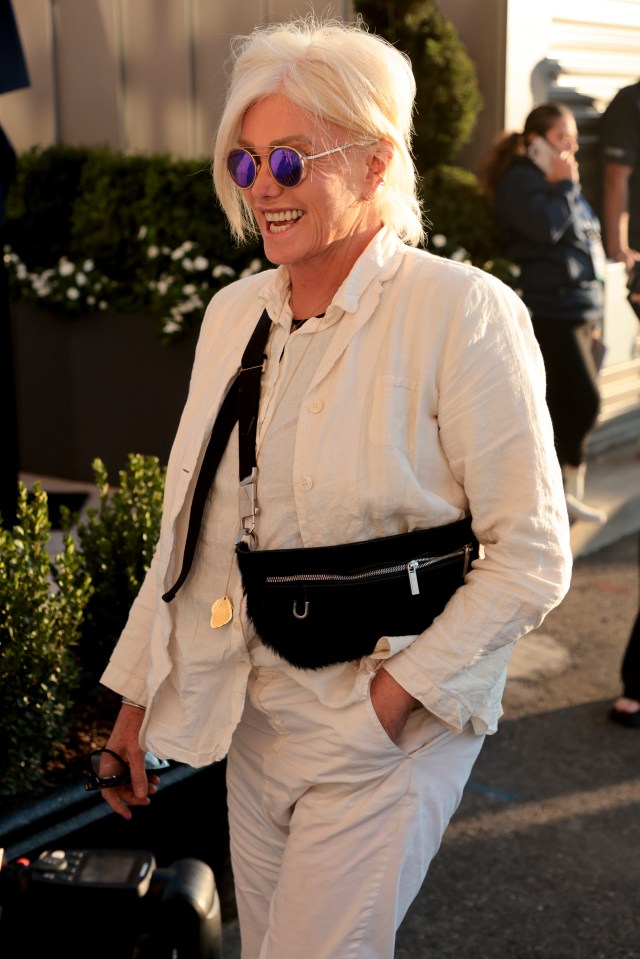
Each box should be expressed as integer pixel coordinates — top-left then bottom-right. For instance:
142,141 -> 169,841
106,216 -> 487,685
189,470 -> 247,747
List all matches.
0,847 -> 222,958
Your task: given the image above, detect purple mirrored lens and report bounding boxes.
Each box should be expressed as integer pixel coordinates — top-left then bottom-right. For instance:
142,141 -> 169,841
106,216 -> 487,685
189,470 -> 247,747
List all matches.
228,150 -> 257,188
269,148 -> 303,187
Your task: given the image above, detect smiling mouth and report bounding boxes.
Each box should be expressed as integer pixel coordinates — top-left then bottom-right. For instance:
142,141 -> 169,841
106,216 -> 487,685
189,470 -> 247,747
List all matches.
264,209 -> 304,234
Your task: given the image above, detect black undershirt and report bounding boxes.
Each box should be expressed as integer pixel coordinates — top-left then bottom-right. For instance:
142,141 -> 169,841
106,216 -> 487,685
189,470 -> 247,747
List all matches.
290,312 -> 325,334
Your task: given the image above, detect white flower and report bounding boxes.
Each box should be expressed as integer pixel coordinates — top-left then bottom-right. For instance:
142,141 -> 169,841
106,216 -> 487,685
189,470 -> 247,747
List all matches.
181,294 -> 203,311
82,259 -> 95,272
170,241 -> 194,261
509,264 -> 521,277
182,257 -> 194,271
87,295 -> 96,305
75,272 -> 88,286
239,258 -> 264,278
450,247 -> 468,262
16,263 -> 27,280
138,225 -> 148,239
212,264 -> 235,279
98,300 -> 108,310
163,317 -> 183,335
182,284 -> 197,296
193,256 -> 209,271
66,287 -> 80,300
58,257 -> 75,276
156,278 -> 172,295
431,234 -> 447,249
147,245 -> 160,259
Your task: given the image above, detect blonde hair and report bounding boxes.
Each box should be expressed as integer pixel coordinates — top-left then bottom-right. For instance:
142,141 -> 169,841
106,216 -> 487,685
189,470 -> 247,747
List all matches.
212,16 -> 424,247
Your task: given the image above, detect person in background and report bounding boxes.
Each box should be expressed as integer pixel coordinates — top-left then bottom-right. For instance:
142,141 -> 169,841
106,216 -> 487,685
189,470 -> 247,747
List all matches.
0,0 -> 30,529
609,582 -> 640,729
96,19 -> 572,958
480,102 -> 607,526
601,84 -> 640,729
601,78 -> 640,274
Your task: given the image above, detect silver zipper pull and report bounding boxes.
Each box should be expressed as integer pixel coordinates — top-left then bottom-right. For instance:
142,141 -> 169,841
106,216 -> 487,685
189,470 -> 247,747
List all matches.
407,560 -> 420,595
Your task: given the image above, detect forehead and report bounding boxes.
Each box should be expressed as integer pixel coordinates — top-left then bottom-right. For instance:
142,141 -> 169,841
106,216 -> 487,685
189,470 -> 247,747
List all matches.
550,115 -> 577,137
240,93 -> 328,145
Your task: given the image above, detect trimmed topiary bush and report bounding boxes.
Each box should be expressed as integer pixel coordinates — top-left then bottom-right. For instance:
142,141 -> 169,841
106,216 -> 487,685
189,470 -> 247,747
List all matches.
354,0 -> 483,170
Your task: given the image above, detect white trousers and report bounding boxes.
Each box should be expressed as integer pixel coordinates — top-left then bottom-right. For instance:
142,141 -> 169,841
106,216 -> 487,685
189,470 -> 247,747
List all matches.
226,667 -> 485,959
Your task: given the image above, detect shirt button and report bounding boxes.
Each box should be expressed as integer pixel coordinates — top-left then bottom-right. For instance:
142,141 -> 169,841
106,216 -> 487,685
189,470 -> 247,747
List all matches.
298,475 -> 313,491
307,399 -> 324,413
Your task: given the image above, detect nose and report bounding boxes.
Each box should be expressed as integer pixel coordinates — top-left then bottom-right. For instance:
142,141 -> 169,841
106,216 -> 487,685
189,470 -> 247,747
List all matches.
251,158 -> 282,198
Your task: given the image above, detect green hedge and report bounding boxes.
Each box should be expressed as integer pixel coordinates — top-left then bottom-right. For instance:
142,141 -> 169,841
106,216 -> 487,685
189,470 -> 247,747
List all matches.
3,146 -> 267,342
4,145 -> 257,274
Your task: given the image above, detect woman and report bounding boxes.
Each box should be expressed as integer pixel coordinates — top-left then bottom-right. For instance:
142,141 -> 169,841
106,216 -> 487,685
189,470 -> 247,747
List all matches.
610,532 -> 640,728
98,19 -> 572,958
481,102 -> 607,524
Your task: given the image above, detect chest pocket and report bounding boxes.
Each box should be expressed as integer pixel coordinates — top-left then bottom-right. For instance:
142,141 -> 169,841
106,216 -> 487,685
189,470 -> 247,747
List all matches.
368,375 -> 418,452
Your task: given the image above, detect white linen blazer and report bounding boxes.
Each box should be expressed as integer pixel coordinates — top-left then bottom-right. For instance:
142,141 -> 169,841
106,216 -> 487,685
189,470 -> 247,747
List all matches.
101,227 -> 572,766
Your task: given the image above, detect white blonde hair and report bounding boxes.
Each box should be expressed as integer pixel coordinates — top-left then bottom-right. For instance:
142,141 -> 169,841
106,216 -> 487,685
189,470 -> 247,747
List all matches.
212,16 -> 424,246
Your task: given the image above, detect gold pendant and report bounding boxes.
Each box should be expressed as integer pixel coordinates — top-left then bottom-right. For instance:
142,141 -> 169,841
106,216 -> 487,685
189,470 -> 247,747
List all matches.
210,595 -> 233,628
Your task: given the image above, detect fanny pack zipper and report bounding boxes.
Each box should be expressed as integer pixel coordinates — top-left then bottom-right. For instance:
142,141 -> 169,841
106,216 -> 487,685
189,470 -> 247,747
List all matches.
265,543 -> 472,597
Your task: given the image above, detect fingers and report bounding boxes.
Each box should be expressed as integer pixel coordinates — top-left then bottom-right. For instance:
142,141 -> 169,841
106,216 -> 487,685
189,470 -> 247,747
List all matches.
99,703 -> 158,816
101,776 -> 160,820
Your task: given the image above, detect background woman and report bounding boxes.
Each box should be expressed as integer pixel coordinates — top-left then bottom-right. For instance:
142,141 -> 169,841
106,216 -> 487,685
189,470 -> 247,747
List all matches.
481,102 -> 607,525
98,20 -> 572,958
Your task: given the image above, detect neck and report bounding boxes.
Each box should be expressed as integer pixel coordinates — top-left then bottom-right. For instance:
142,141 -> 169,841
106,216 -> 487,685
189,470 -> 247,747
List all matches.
288,223 -> 381,320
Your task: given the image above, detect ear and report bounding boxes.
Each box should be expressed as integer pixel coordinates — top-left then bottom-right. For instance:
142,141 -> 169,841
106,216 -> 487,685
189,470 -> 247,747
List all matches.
363,140 -> 393,195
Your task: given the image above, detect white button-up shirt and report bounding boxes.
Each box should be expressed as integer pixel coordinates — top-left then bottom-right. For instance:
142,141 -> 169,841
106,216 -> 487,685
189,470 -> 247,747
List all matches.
101,227 -> 572,767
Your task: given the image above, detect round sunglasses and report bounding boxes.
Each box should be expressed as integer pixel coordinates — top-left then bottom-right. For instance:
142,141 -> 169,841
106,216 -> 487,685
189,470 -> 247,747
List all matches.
227,143 -> 360,189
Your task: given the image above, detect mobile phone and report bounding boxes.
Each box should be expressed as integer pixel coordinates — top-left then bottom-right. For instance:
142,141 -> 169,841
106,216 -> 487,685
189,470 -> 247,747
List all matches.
527,135 -> 558,176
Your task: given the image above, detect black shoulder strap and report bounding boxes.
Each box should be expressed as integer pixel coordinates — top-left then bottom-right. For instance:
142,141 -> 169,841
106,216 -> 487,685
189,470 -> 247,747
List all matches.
162,309 -> 272,602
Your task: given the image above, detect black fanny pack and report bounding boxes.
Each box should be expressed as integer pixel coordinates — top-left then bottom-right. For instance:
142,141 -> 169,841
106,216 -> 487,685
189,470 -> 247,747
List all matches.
236,516 -> 478,670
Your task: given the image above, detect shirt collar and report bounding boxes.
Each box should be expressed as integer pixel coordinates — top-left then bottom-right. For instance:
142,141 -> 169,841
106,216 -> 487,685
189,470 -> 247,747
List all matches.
256,226 -> 405,327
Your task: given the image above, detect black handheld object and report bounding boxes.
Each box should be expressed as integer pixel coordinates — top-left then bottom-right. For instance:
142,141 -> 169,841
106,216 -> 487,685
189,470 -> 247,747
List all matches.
0,848 -> 222,958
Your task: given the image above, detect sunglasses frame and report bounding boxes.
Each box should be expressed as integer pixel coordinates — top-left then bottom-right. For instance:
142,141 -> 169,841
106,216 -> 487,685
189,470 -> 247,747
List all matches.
227,142 -> 360,189
83,747 -> 170,792
84,747 -> 132,791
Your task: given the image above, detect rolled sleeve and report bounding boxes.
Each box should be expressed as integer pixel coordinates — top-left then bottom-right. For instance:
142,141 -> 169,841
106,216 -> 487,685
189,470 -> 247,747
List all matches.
384,276 -> 572,734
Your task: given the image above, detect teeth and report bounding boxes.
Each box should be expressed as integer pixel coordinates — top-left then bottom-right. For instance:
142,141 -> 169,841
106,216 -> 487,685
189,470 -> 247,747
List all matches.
264,210 -> 304,223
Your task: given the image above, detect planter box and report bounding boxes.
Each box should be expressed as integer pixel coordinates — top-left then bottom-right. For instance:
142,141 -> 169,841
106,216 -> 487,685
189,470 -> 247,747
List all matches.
10,303 -> 200,482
